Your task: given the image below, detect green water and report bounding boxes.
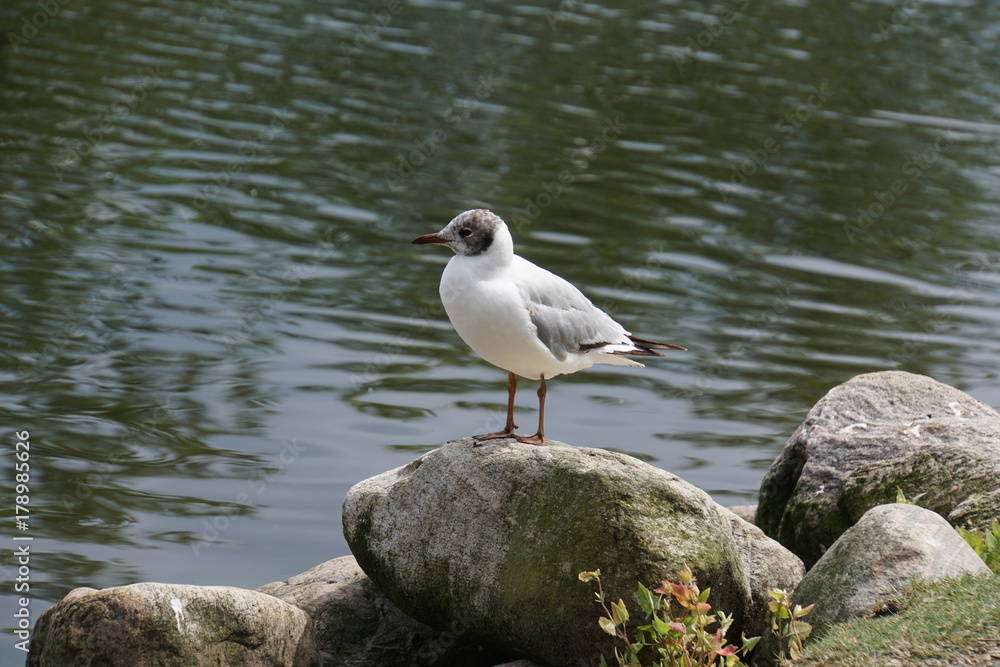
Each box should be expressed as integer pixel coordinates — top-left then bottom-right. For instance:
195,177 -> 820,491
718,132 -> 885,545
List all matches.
2,0 -> 1000,659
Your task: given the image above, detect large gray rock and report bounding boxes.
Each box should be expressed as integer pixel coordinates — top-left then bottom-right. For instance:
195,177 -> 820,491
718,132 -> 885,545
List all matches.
757,371 -> 1000,567
726,504 -> 758,524
28,583 -> 320,666
259,555 -> 503,666
791,503 -> 990,637
343,438 -> 803,667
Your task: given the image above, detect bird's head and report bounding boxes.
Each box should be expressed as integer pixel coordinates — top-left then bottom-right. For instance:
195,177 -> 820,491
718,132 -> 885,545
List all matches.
411,209 -> 508,257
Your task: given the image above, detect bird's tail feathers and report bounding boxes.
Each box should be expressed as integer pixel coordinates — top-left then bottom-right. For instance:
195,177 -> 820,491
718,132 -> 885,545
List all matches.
624,334 -> 687,356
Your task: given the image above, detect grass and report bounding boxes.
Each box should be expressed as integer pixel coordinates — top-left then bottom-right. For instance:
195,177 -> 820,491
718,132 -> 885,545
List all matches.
791,574 -> 1000,667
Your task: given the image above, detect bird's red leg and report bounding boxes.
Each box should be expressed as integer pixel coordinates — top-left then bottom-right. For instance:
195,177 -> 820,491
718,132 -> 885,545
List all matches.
474,371 -> 520,441
517,375 -> 547,445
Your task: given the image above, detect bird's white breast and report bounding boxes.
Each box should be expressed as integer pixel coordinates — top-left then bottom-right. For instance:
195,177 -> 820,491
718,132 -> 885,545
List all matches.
439,255 -> 597,380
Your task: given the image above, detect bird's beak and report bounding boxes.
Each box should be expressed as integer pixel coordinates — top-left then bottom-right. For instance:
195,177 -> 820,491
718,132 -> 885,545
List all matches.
411,232 -> 449,245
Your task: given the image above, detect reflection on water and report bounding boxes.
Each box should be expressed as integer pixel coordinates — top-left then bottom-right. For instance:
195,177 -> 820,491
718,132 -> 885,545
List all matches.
2,0 -> 1000,657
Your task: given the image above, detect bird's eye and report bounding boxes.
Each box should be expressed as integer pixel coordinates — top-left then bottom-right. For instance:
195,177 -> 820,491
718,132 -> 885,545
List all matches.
459,228 -> 473,237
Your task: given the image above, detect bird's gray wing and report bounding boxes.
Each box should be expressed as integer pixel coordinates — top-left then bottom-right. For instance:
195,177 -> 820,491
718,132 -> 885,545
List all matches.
513,258 -> 629,362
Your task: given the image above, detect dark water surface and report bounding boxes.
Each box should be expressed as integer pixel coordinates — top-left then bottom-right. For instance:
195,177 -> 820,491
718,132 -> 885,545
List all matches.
3,0 -> 1000,658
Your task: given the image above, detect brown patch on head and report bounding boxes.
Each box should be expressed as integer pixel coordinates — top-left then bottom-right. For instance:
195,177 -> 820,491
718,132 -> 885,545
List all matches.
446,209 -> 503,256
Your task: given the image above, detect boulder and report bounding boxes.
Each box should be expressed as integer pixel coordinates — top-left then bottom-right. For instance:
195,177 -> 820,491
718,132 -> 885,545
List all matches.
791,503 -> 990,637
757,371 -> 1000,567
721,507 -> 806,630
28,583 -> 320,666
343,438 -> 803,667
258,554 -> 503,666
726,504 -> 758,523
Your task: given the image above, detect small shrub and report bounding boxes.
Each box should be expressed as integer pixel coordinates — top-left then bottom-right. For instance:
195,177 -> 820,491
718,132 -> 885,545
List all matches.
957,520 -> 1000,574
766,588 -> 814,664
578,566 -> 758,667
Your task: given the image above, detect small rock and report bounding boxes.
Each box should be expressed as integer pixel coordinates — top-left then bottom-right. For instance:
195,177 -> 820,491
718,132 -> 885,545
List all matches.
791,503 -> 990,636
259,555 -> 502,667
343,438 -> 803,667
757,371 -> 1000,567
29,583 -> 321,666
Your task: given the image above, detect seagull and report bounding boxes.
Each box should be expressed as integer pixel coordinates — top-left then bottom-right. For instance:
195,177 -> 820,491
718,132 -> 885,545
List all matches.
412,209 -> 685,445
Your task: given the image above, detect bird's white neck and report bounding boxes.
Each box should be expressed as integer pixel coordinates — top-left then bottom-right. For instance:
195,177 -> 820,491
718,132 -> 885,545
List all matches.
455,222 -> 515,274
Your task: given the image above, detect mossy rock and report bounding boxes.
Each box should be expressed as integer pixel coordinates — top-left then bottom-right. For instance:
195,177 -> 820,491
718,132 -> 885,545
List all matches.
758,371 -> 1000,568
29,583 -> 320,666
343,438 -> 802,667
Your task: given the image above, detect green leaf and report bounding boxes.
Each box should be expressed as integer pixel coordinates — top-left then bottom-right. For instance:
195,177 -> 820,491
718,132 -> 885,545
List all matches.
793,620 -> 813,639
611,599 -> 630,625
651,613 -> 671,636
637,581 -> 657,617
794,603 -> 815,617
717,616 -> 734,634
742,634 -> 761,653
985,523 -> 999,549
958,527 -> 981,549
895,487 -> 926,504
598,616 -> 616,635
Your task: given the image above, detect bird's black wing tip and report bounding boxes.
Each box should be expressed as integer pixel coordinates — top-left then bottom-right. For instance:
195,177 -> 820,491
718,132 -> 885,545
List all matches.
626,334 -> 686,352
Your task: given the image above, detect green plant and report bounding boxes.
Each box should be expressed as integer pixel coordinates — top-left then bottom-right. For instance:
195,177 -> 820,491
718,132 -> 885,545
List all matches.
894,487 -> 926,505
579,566 -> 758,667
766,588 -> 814,664
956,520 -> 1000,574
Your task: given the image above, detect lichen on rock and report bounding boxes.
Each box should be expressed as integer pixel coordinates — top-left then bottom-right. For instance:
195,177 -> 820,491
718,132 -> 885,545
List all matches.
343,438 -> 803,666
757,371 -> 1000,567
28,583 -> 321,666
